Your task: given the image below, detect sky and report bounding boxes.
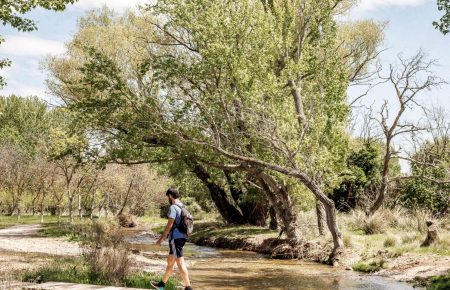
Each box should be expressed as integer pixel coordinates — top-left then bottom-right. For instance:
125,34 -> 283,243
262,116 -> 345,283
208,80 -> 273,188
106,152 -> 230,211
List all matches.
0,0 -> 449,170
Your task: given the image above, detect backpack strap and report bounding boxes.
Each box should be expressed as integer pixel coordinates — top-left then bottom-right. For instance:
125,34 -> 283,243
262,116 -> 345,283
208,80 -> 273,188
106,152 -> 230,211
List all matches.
170,203 -> 184,231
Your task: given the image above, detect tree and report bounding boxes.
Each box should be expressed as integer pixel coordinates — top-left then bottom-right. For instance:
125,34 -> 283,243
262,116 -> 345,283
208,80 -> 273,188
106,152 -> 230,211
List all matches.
399,107 -> 450,215
0,0 -> 77,87
434,0 -> 450,35
367,52 -> 444,215
45,2 -> 385,264
0,95 -> 55,220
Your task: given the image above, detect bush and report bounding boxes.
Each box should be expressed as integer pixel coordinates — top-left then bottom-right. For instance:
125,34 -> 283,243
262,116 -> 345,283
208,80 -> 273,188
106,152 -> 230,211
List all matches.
79,220 -> 132,285
362,216 -> 385,235
383,237 -> 397,247
83,246 -> 132,285
352,259 -> 387,273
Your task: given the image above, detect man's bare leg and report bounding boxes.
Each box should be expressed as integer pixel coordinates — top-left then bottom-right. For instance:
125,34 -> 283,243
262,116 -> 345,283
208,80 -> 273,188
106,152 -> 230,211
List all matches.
162,255 -> 176,283
176,257 -> 191,287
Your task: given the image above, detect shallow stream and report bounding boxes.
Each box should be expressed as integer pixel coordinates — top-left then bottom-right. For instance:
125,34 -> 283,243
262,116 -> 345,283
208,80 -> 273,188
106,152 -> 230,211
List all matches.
125,231 -> 417,290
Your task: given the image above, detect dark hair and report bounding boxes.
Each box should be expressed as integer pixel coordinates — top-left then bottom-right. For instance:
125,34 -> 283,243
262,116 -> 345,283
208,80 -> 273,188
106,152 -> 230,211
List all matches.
166,188 -> 180,199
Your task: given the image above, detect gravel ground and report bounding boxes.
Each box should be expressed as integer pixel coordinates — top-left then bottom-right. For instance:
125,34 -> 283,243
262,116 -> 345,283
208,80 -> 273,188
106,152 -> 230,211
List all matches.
0,225 -> 81,256
0,224 -> 167,275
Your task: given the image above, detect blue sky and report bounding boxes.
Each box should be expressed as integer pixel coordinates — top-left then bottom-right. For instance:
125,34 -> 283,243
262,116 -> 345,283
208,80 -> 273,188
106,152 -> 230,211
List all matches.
0,0 -> 449,170
0,0 -> 448,102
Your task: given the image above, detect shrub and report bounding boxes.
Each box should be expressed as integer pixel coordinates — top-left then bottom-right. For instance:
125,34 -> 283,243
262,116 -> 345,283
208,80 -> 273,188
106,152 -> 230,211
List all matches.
83,246 -> 132,285
383,237 -> 396,247
80,220 -> 132,285
362,216 -> 385,235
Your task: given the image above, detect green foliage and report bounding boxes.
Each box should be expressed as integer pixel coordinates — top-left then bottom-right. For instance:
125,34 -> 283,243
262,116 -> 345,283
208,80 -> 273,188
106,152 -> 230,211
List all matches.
413,273 -> 450,290
434,0 -> 450,35
0,95 -> 52,156
427,273 -> 450,290
399,139 -> 450,215
330,140 -> 383,210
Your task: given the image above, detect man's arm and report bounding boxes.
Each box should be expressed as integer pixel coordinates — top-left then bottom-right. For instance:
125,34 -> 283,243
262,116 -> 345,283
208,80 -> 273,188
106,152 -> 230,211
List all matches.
156,218 -> 175,246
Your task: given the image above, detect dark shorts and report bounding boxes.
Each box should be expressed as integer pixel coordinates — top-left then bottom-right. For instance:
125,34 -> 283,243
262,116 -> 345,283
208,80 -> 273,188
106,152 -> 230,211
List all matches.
169,238 -> 186,258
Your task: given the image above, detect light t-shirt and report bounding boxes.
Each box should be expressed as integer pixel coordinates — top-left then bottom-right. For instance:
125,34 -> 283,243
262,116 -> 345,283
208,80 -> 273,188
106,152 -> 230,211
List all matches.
168,202 -> 188,240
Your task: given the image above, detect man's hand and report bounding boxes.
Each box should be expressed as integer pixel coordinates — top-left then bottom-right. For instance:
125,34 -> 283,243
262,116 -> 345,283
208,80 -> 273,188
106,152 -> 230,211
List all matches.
156,237 -> 164,246
157,218 -> 175,246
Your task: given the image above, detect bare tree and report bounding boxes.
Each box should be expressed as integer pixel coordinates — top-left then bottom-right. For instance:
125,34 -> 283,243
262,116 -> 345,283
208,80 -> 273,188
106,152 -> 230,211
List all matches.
368,51 -> 445,215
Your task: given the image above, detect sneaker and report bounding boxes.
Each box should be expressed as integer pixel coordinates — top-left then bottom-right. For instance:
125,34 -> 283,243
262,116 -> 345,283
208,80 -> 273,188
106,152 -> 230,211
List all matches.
184,286 -> 193,290
151,281 -> 165,290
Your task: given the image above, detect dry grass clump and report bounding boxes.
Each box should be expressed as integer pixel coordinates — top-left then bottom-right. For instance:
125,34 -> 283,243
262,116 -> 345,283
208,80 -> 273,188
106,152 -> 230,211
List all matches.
343,235 -> 353,248
401,233 -> 422,244
383,236 -> 397,247
83,246 -> 132,284
80,220 -> 133,285
361,215 -> 386,235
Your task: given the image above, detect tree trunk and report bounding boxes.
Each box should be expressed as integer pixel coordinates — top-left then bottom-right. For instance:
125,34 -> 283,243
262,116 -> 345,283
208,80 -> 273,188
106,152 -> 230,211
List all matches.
258,174 -> 300,240
322,199 -> 344,265
78,188 -> 82,220
58,206 -> 61,224
191,162 -> 244,224
224,170 -> 268,226
269,206 -> 278,230
68,184 -> 74,225
316,198 -> 326,236
369,139 -> 391,215
289,173 -> 344,264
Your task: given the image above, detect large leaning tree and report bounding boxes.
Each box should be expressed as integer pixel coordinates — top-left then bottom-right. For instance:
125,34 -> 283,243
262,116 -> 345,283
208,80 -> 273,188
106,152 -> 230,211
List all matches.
46,1 -> 382,264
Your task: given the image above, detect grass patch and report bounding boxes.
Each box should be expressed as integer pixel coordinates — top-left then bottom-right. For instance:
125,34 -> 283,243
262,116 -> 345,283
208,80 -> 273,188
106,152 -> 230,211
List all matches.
23,263 -> 179,289
35,223 -> 74,238
343,235 -> 353,248
0,215 -> 70,229
352,259 -> 387,273
137,216 -> 166,225
188,221 -> 277,241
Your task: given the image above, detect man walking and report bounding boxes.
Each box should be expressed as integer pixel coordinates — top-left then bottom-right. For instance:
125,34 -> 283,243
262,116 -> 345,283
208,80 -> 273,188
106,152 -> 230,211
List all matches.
153,188 -> 192,290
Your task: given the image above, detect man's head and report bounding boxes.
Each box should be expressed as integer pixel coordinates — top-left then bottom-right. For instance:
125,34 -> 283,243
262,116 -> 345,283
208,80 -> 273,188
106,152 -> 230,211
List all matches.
166,187 -> 180,204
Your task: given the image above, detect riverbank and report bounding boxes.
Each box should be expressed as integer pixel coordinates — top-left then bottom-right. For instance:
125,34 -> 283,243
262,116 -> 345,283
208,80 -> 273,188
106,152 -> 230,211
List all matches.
0,223 -> 174,289
1,213 -> 449,289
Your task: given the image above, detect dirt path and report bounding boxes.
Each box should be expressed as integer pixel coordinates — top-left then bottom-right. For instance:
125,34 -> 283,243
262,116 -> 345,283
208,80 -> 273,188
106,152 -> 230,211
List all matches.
0,224 -> 166,278
0,225 -> 80,256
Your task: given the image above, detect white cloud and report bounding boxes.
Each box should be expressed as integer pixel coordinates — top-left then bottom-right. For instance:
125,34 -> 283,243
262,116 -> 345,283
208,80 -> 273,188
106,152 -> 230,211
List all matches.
0,82 -> 47,98
73,0 -> 149,11
354,0 -> 430,12
0,35 -> 65,57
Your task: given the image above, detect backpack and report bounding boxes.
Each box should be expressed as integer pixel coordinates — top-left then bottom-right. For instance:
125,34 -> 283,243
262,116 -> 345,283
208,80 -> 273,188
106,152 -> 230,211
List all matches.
173,204 -> 194,236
